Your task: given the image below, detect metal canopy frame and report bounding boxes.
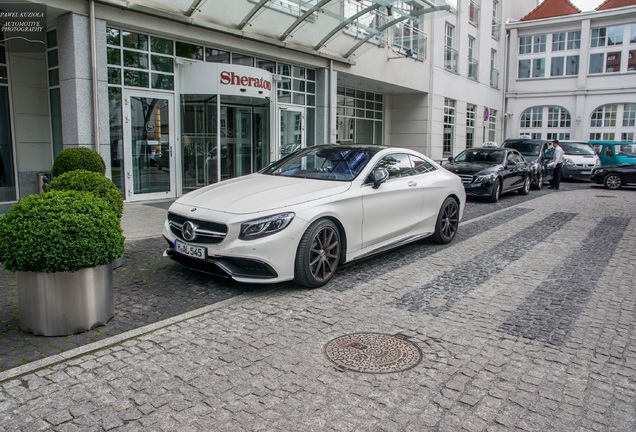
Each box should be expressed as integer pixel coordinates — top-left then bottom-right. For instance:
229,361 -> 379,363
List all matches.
95,0 -> 452,64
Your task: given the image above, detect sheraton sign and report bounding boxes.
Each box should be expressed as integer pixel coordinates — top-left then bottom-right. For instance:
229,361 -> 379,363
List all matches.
220,71 -> 272,91
180,62 -> 273,99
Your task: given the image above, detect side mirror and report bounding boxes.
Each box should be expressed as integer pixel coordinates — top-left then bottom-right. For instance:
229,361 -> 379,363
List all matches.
447,156 -> 453,162
507,159 -> 517,166
371,168 -> 389,189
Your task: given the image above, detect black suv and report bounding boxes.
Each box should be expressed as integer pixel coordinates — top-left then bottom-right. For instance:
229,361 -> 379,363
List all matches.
501,138 -> 554,190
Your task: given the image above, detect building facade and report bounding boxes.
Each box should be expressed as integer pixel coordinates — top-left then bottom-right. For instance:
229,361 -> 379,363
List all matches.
504,0 -> 636,142
1,0 -> 541,204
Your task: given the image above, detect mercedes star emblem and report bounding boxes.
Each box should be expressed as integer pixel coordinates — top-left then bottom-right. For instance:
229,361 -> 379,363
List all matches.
182,221 -> 197,241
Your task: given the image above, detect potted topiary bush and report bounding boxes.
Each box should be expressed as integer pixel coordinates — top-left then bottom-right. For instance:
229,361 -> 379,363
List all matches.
0,190 -> 125,336
45,169 -> 124,219
52,147 -> 106,177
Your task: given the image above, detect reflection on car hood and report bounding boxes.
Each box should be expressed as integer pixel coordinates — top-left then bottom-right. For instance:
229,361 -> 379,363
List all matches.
174,173 -> 352,215
445,162 -> 500,176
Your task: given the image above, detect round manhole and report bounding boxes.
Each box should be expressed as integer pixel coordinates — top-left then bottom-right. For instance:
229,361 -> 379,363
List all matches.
324,333 -> 422,374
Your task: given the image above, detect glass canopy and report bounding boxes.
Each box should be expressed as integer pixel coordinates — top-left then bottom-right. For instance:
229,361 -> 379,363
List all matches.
106,0 -> 453,63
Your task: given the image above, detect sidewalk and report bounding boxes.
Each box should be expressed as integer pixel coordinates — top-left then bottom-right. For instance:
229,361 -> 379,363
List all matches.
1,186 -> 635,431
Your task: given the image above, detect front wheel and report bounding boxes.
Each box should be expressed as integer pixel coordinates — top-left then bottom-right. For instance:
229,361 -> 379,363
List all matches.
518,175 -> 530,195
294,219 -> 341,288
603,173 -> 623,190
431,197 -> 459,244
488,179 -> 501,203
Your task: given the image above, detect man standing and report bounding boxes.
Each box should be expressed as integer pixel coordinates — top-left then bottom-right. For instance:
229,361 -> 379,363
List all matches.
548,139 -> 564,190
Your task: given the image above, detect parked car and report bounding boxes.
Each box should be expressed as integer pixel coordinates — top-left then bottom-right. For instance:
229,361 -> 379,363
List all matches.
590,163 -> 636,189
163,144 -> 466,288
590,141 -> 636,166
444,147 -> 531,203
546,140 -> 600,181
501,138 -> 554,189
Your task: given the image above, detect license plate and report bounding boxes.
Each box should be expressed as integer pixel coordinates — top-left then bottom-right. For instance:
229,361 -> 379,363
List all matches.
581,171 -> 591,174
175,240 -> 207,260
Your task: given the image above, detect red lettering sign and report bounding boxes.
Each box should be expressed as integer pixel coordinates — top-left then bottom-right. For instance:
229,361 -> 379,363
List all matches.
219,71 -> 272,91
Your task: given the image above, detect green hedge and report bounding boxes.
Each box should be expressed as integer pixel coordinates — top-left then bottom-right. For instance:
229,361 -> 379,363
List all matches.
52,147 -> 106,177
0,191 -> 125,273
45,170 -> 124,219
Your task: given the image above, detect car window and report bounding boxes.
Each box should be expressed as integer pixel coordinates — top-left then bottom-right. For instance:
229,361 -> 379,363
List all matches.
374,153 -> 413,179
410,155 -> 438,175
618,144 -> 636,157
503,140 -> 541,156
455,149 -> 504,164
262,146 -> 374,181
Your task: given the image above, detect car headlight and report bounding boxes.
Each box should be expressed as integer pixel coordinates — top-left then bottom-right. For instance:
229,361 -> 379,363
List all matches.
239,212 -> 295,240
474,174 -> 496,183
564,158 -> 576,167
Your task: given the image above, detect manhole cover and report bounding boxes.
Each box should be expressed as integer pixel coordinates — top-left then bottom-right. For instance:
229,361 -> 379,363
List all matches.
324,333 -> 422,374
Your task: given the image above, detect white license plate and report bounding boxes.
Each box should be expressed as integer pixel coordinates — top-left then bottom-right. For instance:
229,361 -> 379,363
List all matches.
581,171 -> 591,174
175,240 -> 207,260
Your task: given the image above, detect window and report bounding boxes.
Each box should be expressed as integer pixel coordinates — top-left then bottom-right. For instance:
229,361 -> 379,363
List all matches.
532,34 -> 547,53
466,104 -> 476,149
445,23 -> 457,72
520,106 -> 572,139
592,25 -> 624,47
553,32 -> 566,51
591,105 -> 617,127
519,36 -> 532,54
490,49 -> 499,87
443,98 -> 456,155
567,31 -> 581,50
488,108 -> 497,142
336,87 -> 383,145
492,0 -> 500,40
532,58 -> 545,78
589,104 -> 636,141
624,104 -> 636,127
551,55 -> 579,76
518,59 -> 531,78
46,30 -> 63,159
469,0 -> 480,26
468,37 -> 478,79
392,2 -> 427,61
590,52 -> 621,73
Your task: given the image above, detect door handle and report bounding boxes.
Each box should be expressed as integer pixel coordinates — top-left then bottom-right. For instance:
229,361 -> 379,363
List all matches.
408,181 -> 417,187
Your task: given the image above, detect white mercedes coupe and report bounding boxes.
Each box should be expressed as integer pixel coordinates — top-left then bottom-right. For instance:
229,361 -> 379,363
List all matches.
163,144 -> 465,288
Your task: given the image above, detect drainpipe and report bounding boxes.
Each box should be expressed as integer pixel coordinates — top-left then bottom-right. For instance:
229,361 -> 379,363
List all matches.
328,60 -> 333,143
89,0 -> 99,152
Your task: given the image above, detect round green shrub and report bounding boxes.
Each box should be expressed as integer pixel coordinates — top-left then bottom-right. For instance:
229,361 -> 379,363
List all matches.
0,190 -> 125,273
52,147 -> 106,177
45,170 -> 124,219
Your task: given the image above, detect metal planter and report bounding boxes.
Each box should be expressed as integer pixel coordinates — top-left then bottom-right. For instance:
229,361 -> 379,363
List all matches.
17,263 -> 114,336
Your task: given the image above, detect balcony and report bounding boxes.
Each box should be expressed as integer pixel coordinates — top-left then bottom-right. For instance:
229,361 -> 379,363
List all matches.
490,67 -> 499,88
468,57 -> 479,80
445,47 -> 458,72
492,18 -> 501,40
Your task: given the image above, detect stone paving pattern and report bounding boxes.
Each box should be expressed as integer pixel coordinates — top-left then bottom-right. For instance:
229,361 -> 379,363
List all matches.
0,183 -> 635,431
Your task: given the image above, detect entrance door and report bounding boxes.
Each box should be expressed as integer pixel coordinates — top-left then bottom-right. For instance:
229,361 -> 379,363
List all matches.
278,105 -> 304,159
123,90 -> 176,202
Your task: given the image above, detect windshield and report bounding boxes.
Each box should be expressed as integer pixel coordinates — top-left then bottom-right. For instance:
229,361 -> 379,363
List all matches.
503,140 -> 541,156
454,149 -> 505,164
560,142 -> 596,155
261,146 -> 376,181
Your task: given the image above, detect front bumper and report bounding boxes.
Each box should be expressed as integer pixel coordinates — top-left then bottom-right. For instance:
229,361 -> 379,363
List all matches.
462,181 -> 495,197
561,165 -> 594,181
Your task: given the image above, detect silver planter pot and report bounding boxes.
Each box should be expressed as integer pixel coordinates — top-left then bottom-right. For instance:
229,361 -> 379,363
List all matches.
17,263 -> 114,336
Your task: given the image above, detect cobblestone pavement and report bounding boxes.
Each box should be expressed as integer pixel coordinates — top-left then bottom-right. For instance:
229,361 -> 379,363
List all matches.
1,182 -> 635,431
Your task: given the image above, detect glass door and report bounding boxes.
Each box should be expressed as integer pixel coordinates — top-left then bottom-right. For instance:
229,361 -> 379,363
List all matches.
123,90 -> 176,202
278,105 -> 304,159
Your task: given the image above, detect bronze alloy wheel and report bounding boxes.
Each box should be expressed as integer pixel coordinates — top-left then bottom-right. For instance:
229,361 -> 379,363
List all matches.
295,219 -> 341,288
432,197 -> 459,244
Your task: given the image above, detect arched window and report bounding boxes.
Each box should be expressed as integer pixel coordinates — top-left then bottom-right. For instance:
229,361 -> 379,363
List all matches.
519,106 -> 571,139
589,103 -> 636,141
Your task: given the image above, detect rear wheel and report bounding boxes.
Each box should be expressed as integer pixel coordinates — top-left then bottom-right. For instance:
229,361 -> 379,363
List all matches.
518,175 -> 530,195
488,179 -> 501,203
431,197 -> 459,244
294,219 -> 341,288
603,173 -> 623,190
